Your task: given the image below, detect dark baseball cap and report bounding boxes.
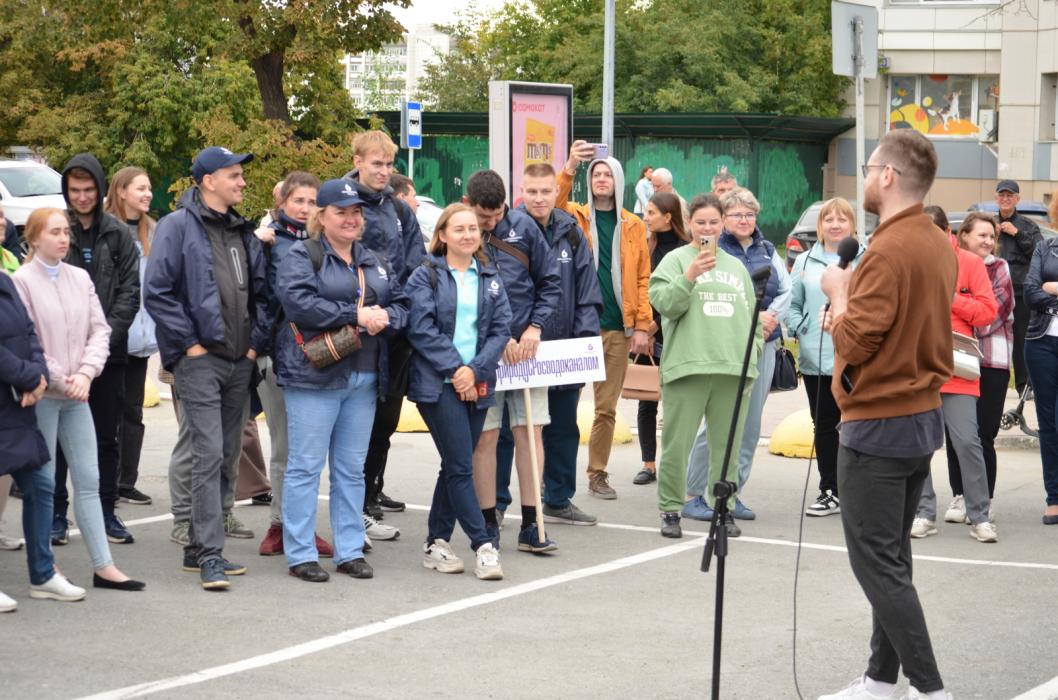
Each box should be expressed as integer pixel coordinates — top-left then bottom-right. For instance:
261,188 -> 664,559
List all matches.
317,179 -> 364,208
191,147 -> 254,182
996,179 -> 1020,194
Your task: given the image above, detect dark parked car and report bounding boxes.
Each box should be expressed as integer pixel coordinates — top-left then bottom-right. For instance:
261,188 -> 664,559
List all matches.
949,209 -> 1057,240
784,200 -> 878,269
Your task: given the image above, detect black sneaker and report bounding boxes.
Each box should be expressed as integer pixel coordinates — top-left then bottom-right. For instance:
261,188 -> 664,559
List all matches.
118,487 -> 153,506
51,514 -> 70,546
724,513 -> 742,538
289,562 -> 329,583
660,512 -> 682,538
105,513 -> 135,544
378,492 -> 405,512
365,499 -> 384,521
336,558 -> 373,579
182,552 -> 247,575
250,492 -> 273,506
200,558 -> 230,590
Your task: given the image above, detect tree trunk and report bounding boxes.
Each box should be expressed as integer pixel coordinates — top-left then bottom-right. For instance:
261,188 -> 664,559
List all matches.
250,50 -> 290,122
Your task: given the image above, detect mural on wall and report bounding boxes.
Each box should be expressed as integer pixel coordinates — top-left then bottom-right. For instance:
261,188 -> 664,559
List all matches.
396,135 -> 823,244
889,75 -> 999,138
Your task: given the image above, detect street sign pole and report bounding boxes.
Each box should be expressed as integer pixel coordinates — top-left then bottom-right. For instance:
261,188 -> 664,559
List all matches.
602,0 -> 615,147
854,16 -> 866,237
400,100 -> 423,180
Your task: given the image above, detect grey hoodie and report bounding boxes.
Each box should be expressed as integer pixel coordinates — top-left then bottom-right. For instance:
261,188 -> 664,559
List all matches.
587,156 -> 630,335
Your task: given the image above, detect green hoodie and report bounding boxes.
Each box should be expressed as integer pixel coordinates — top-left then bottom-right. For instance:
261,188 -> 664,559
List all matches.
649,245 -> 762,384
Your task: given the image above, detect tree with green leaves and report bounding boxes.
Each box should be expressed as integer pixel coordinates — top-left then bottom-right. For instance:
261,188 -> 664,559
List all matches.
417,0 -> 848,117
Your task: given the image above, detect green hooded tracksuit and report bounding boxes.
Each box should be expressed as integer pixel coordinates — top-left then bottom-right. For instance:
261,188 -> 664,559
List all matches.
649,245 -> 762,513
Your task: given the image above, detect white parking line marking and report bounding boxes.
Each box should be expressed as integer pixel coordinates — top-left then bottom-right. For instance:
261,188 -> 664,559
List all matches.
75,537 -> 705,699
1011,677 -> 1058,700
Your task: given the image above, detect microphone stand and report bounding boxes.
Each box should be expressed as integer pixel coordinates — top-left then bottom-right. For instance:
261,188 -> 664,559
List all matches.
701,265 -> 770,700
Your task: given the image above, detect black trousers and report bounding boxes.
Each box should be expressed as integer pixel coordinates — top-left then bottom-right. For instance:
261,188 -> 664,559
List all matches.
363,338 -> 413,507
837,445 -> 943,693
1012,292 -> 1030,393
633,353 -> 658,463
947,366 -> 1008,499
803,374 -> 841,495
54,360 -> 126,518
118,355 -> 150,490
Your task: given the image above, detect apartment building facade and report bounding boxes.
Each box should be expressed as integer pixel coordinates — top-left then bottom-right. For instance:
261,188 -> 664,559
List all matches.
343,24 -> 450,110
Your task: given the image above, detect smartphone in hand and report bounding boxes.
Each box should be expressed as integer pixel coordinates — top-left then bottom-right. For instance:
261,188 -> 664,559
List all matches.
699,235 -> 717,256
591,143 -> 610,160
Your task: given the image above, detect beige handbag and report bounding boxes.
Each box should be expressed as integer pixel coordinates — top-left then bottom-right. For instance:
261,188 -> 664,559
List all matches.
622,354 -> 661,402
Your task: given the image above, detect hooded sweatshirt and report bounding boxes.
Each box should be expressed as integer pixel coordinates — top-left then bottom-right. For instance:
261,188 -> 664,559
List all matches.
195,189 -> 252,360
341,168 -> 425,285
556,159 -> 651,335
60,153 -> 140,361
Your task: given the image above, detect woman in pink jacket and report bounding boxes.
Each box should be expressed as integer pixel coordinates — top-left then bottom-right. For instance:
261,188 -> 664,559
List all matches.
911,207 -> 999,543
13,208 -> 144,593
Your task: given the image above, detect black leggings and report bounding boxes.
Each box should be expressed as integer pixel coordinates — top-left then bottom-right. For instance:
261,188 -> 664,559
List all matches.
947,366 -> 1008,499
634,354 -> 658,462
803,374 -> 840,495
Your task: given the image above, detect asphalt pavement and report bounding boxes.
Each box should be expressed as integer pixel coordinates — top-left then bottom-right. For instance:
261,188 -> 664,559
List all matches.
1,390 -> 1056,700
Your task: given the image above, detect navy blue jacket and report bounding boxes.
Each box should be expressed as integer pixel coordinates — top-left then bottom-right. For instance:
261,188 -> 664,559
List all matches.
0,273 -> 50,474
341,170 -> 425,286
144,188 -> 271,371
275,238 -> 409,394
719,228 -> 783,342
2,219 -> 21,263
1024,237 -> 1058,340
405,254 -> 512,408
482,206 -> 561,340
263,213 -> 311,354
518,205 -> 601,343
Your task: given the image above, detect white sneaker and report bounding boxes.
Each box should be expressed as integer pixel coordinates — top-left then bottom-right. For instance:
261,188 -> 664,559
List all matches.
806,491 -> 841,517
474,543 -> 503,580
0,590 -> 16,612
363,514 -> 399,541
906,687 -> 953,700
988,501 -> 995,522
969,520 -> 998,543
423,539 -> 464,574
818,675 -> 899,700
363,534 -> 373,552
29,573 -> 86,602
909,518 -> 937,539
0,533 -> 24,550
943,495 -> 966,524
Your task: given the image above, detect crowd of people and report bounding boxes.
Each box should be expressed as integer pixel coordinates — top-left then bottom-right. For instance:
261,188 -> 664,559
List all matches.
1,130 -> 1055,615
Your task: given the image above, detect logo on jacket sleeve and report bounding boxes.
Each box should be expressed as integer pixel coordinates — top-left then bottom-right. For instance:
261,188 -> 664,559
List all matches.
377,265 -> 388,279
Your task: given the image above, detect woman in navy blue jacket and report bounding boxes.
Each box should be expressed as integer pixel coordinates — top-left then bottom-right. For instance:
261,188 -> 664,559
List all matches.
0,271 -> 62,609
275,179 -> 409,582
1024,229 -> 1058,525
406,203 -> 511,581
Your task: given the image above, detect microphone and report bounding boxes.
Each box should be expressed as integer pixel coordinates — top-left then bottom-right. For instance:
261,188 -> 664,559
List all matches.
836,236 -> 859,270
750,266 -> 771,302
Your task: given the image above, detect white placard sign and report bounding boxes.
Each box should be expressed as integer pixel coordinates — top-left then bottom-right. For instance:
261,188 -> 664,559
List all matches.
495,336 -> 606,392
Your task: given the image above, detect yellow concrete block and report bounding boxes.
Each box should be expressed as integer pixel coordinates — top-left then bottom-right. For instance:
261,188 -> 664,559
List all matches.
768,408 -> 815,459
143,375 -> 160,408
397,398 -> 429,433
577,400 -> 632,445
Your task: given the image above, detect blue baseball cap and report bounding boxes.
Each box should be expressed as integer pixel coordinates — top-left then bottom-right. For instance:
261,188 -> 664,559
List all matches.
317,179 -> 364,208
191,146 -> 254,182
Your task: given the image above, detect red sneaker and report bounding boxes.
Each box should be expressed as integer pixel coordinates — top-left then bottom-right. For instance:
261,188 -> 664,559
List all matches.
315,533 -> 334,558
258,523 -> 283,556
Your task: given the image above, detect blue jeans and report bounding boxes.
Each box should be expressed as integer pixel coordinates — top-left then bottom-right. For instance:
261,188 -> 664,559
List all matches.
11,465 -> 55,585
417,384 -> 491,551
282,372 -> 376,567
686,338 -> 776,498
1026,336 -> 1058,505
36,397 -> 113,570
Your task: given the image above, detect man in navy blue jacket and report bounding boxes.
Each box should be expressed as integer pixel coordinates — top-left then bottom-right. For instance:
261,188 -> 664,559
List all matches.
463,169 -> 561,552
497,163 -> 602,527
145,146 -> 270,590
342,130 -> 426,526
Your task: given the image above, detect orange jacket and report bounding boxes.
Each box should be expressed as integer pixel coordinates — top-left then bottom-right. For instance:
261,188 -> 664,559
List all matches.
556,167 -> 652,334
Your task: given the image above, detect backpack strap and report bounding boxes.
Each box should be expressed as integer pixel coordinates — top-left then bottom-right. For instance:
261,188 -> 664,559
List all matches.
421,259 -> 439,290
483,231 -> 530,269
303,237 -> 325,272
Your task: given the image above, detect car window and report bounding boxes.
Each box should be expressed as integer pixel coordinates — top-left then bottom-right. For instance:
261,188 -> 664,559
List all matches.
796,207 -> 820,230
0,167 -> 63,197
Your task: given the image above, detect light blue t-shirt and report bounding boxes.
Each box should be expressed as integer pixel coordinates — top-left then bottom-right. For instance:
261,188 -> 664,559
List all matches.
449,261 -> 480,366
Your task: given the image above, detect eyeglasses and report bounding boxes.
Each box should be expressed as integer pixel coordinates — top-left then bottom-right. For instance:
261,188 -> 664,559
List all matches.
860,163 -> 903,178
725,213 -> 756,221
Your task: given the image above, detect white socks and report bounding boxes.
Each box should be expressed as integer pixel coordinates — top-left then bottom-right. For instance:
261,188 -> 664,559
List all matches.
865,677 -> 897,697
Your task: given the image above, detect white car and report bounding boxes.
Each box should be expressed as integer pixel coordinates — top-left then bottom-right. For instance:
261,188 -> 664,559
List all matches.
415,195 -> 443,243
0,159 -> 67,229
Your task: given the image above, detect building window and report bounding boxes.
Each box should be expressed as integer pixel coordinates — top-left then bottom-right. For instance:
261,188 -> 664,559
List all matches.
887,74 -> 999,139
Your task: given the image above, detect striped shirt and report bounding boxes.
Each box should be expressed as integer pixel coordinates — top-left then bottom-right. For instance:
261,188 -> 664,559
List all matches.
975,255 -> 1014,369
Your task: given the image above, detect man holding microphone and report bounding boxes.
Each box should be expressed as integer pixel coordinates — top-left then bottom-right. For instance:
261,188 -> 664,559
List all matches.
818,130 -> 956,700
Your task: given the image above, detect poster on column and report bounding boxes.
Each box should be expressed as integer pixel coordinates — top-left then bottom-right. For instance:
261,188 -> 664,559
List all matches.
495,337 -> 606,392
488,81 -> 573,205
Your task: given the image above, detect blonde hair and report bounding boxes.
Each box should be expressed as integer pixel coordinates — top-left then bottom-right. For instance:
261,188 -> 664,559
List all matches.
720,187 -> 760,214
816,197 -> 858,240
22,207 -> 68,262
105,166 -> 155,256
430,203 -> 488,264
353,130 -> 398,158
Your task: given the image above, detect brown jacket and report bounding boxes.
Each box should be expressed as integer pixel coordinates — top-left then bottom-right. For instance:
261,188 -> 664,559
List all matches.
831,204 -> 957,421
